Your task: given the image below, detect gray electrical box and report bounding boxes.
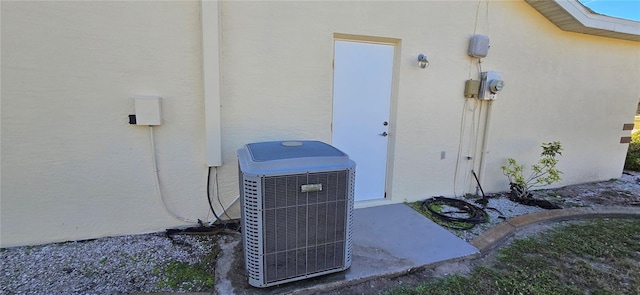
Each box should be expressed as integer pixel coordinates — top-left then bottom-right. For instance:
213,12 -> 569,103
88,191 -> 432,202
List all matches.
464,79 -> 480,98
134,97 -> 162,125
468,34 -> 490,58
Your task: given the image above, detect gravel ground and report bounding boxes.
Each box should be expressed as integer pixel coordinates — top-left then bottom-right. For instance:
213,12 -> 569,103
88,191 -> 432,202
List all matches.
1,233 -> 220,294
449,195 -> 546,241
2,171 -> 639,295
451,171 -> 640,241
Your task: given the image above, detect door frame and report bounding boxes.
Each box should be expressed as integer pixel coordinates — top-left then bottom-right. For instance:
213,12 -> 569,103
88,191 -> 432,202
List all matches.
331,33 -> 402,206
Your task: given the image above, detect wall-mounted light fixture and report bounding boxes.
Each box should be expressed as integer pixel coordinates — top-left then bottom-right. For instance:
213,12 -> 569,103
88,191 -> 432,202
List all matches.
418,54 -> 429,69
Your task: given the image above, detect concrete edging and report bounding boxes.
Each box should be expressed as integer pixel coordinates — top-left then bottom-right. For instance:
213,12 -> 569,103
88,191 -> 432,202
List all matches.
470,206 -> 640,254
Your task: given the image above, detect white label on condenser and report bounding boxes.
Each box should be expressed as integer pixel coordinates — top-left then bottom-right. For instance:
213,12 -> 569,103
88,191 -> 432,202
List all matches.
301,184 -> 322,193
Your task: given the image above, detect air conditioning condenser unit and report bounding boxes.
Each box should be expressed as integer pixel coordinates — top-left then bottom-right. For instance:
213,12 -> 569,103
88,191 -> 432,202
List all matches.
237,140 -> 356,288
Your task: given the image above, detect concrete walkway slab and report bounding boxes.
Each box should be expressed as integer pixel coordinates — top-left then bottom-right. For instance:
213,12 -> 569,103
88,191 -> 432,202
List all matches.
347,203 -> 479,280
216,203 -> 479,295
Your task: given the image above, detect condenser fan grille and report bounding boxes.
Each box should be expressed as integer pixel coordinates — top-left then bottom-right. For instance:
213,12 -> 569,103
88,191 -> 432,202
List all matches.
261,171 -> 348,283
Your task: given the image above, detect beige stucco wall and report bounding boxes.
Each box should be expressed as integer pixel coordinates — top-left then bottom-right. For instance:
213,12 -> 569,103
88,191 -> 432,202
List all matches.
2,1 -> 639,247
1,1 -> 211,247
482,0 -> 640,192
215,0 -> 640,199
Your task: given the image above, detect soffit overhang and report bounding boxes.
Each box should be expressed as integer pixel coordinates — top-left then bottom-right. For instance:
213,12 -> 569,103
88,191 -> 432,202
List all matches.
525,0 -> 640,42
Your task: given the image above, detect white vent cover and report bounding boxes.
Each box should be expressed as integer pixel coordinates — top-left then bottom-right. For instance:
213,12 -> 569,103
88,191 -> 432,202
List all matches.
238,141 -> 355,288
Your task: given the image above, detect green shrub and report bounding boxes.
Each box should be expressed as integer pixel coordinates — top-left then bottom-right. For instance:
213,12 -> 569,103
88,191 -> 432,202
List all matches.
632,130 -> 640,142
624,131 -> 640,171
501,141 -> 563,199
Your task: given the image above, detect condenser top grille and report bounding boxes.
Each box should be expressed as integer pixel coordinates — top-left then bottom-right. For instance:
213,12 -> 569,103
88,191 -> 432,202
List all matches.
247,141 -> 346,162
239,140 -> 354,176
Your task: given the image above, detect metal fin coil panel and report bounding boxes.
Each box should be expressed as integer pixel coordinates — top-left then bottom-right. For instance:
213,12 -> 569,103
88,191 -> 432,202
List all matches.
262,171 -> 348,283
241,169 -> 354,287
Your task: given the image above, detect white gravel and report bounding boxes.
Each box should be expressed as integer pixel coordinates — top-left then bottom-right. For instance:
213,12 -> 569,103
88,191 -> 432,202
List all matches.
451,195 -> 546,241
1,233 -> 219,294
425,170 -> 640,241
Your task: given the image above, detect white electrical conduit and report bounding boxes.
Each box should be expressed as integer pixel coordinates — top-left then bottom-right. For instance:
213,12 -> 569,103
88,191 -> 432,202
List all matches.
477,100 -> 494,188
149,126 -> 203,223
453,99 -> 470,197
149,126 -> 241,224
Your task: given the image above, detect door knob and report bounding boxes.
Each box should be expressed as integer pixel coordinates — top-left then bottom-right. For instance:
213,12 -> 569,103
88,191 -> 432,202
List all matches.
383,121 -> 388,126
379,132 -> 388,137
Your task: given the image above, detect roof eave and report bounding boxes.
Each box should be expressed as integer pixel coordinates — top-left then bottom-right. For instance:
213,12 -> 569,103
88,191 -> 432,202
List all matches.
524,0 -> 640,42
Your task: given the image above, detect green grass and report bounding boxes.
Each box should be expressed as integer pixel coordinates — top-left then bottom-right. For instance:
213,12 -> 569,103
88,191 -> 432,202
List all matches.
155,239 -> 220,291
624,131 -> 640,171
381,218 -> 640,295
159,261 -> 215,290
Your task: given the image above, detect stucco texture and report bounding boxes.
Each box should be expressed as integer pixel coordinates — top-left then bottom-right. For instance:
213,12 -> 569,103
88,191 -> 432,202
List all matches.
217,1 -> 639,200
2,1 -> 639,247
1,1 -> 211,247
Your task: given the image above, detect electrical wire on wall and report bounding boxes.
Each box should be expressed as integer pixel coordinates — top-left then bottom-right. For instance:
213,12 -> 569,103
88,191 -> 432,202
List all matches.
455,0 -> 492,198
147,125 -> 241,234
149,126 -> 207,224
477,0 -> 494,188
148,124 -> 243,227
453,98 -> 479,197
485,0 -> 490,37
207,166 -> 241,231
207,167 -> 242,225
467,0 -> 484,80
161,165 -> 242,235
213,166 -> 233,221
470,0 -> 489,78
206,166 -> 228,226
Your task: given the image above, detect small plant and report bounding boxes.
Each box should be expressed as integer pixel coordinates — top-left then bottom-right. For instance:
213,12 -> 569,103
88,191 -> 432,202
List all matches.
624,131 -> 640,171
501,141 -> 563,200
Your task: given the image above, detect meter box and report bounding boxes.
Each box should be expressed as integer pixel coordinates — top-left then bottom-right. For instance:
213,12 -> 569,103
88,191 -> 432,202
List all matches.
478,71 -> 504,100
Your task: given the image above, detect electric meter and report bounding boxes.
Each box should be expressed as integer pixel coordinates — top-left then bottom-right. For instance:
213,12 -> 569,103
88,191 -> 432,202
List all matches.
489,80 -> 504,93
479,71 -> 504,100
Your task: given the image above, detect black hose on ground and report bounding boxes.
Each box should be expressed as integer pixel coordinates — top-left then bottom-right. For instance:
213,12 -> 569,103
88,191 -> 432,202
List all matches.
471,170 -> 506,220
165,222 -> 241,236
421,196 -> 489,230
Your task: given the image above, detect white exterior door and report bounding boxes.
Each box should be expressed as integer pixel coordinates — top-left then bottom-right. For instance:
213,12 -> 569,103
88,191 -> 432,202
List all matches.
332,40 -> 394,201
